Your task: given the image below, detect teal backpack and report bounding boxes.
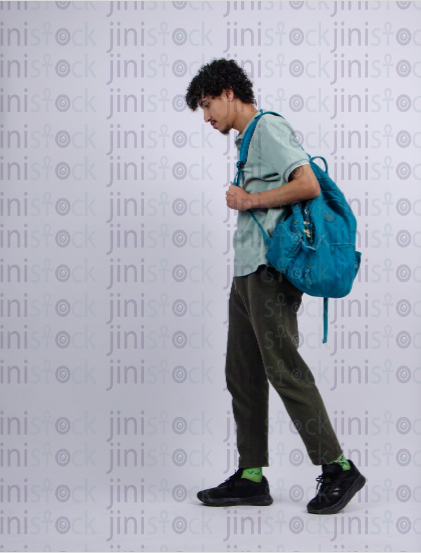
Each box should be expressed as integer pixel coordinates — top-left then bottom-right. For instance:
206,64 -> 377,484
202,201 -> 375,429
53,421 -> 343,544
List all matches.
233,108 -> 362,344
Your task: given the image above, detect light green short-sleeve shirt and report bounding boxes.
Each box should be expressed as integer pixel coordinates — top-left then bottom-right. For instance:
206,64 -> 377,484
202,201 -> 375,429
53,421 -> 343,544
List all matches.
233,109 -> 310,277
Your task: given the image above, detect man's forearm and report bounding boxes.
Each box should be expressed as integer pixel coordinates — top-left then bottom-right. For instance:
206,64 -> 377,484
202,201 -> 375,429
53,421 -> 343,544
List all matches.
249,180 -> 320,209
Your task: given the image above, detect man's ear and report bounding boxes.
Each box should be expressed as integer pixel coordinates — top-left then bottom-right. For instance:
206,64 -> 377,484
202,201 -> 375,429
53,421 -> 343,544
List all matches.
225,87 -> 234,101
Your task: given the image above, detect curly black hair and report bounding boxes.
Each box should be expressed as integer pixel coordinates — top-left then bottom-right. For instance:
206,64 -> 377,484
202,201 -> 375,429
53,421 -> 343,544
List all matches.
185,58 -> 256,112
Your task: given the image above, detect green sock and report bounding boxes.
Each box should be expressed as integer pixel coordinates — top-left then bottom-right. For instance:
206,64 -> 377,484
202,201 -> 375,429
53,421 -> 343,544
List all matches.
328,453 -> 351,471
241,467 -> 263,483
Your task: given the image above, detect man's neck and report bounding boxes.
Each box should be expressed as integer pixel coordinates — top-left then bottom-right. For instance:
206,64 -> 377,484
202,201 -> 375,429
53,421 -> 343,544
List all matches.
234,106 -> 260,134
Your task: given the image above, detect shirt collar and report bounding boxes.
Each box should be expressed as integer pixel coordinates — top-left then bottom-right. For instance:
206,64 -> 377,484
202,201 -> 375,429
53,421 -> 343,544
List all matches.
235,109 -> 263,145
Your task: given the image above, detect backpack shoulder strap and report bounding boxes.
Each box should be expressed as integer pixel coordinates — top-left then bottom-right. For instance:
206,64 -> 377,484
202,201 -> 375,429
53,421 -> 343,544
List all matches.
233,109 -> 270,244
233,109 -> 308,243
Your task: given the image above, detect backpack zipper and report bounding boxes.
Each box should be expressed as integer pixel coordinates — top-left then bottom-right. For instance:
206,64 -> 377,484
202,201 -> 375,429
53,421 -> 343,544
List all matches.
302,205 -> 313,286
303,204 -> 314,244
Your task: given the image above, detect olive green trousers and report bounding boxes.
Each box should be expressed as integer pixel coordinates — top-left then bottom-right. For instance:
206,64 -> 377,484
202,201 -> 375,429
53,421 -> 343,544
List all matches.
225,264 -> 343,467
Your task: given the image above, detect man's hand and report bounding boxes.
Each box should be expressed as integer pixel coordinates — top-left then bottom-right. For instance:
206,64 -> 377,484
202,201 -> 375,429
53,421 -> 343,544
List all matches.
226,181 -> 254,211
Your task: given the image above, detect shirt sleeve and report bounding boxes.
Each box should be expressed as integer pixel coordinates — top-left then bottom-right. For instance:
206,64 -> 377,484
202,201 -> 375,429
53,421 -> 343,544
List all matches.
255,114 -> 310,182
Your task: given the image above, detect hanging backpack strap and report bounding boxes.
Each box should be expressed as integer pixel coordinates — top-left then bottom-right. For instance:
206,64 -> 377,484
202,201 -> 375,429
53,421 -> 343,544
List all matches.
323,297 -> 329,344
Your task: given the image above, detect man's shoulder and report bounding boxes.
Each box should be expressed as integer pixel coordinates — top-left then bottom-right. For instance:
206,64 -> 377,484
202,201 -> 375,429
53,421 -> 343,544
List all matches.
259,111 -> 293,131
252,112 -> 296,147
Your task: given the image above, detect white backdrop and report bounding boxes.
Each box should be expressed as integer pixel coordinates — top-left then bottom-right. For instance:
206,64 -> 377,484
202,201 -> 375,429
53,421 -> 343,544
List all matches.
3,1 -> 421,551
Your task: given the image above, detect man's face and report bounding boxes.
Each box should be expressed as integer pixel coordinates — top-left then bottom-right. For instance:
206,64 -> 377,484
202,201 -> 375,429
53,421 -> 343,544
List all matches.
198,92 -> 232,136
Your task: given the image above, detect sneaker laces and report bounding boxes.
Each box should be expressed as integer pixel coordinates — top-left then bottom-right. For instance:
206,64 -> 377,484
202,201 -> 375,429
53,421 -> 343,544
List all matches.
315,473 -> 332,493
315,466 -> 348,494
219,468 -> 244,490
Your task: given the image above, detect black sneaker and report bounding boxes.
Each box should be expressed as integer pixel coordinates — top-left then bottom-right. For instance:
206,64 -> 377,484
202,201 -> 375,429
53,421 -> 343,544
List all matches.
307,458 -> 366,515
197,468 -> 274,507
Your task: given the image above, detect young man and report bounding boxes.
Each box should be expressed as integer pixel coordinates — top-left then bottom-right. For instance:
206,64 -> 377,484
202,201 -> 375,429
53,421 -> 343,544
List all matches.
185,58 -> 366,514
